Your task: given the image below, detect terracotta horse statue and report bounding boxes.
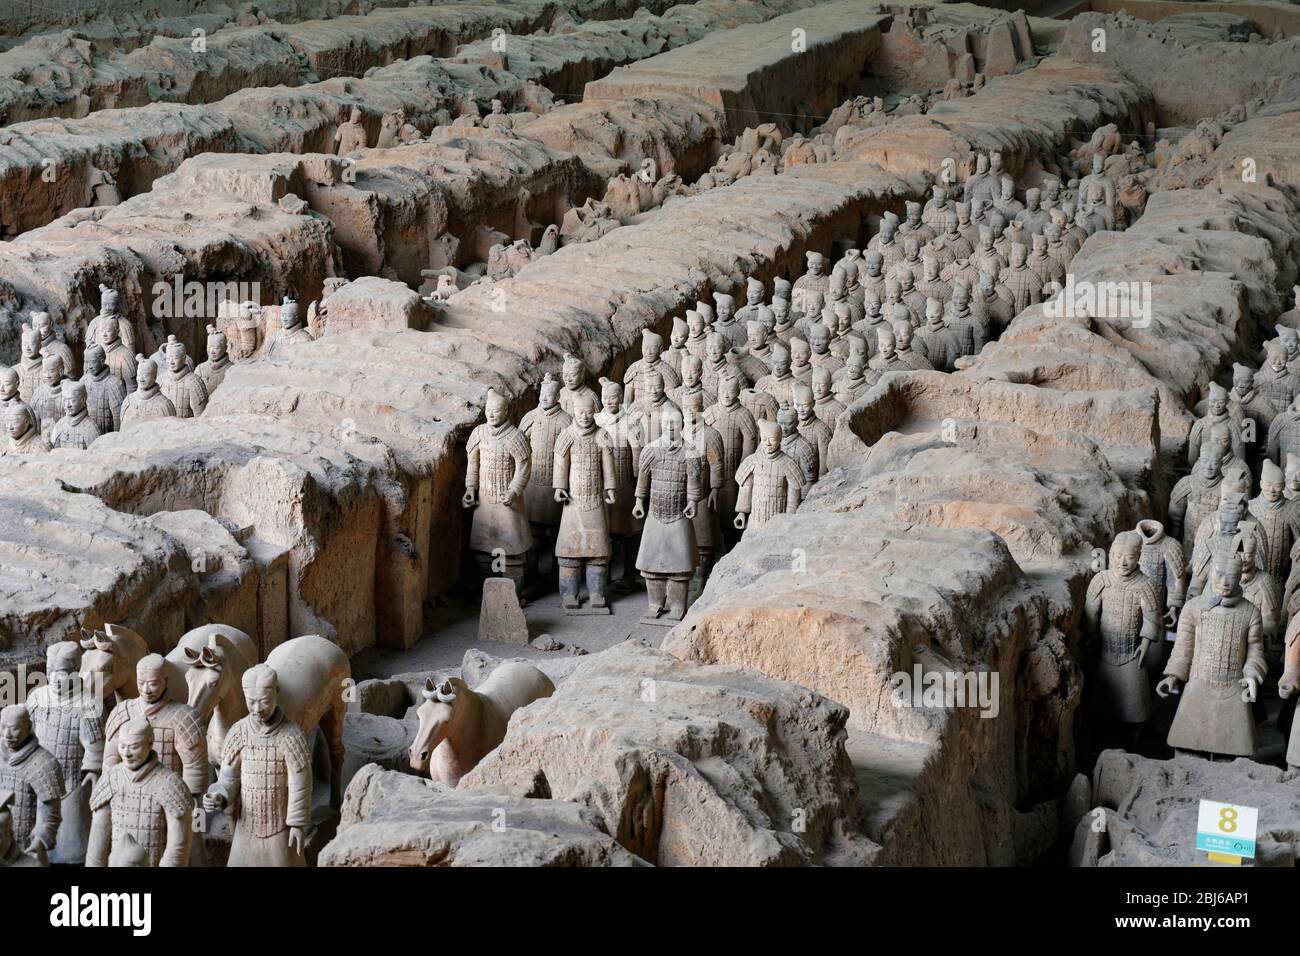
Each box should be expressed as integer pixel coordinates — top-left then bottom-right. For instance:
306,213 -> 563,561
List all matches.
79,624 -> 150,709
176,625 -> 260,761
410,661 -> 554,786
189,634 -> 350,808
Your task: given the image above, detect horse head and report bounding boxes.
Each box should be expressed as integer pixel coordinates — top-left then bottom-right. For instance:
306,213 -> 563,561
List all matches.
78,627 -> 121,698
184,635 -> 230,723
410,677 -> 466,774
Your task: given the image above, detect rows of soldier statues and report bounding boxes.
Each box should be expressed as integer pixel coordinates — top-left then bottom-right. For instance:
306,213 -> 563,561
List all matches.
1087,363 -> 1300,765
0,626 -> 348,868
0,289 -> 315,453
462,152 -> 1125,622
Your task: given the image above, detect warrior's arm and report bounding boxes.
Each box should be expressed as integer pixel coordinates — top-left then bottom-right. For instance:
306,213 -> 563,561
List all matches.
707,441 -> 724,490
1166,491 -> 1187,539
635,449 -> 654,502
464,443 -> 480,492
551,440 -> 571,494
741,416 -> 758,458
191,378 -> 209,417
786,473 -> 802,514
1283,616 -> 1300,690
1083,575 -> 1104,635
179,725 -> 210,797
80,716 -> 105,777
1244,609 -> 1268,687
207,748 -> 242,810
1163,604 -> 1197,682
34,791 -> 62,852
600,443 -> 617,494
161,805 -> 193,867
509,441 -> 531,498
86,806 -> 111,867
1138,587 -> 1159,643
686,452 -> 704,504
735,465 -> 753,515
286,759 -> 312,832
1165,545 -> 1187,607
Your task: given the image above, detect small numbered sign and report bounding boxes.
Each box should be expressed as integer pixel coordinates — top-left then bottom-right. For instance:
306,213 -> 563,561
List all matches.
1195,799 -> 1257,859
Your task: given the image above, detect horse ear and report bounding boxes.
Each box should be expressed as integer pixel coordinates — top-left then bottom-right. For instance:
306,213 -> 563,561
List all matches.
436,679 -> 458,703
421,678 -> 437,701
79,628 -> 96,650
199,646 -> 218,667
94,633 -> 113,652
182,646 -> 201,663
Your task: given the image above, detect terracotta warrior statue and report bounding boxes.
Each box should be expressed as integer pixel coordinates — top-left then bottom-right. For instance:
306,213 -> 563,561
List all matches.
792,382 -> 831,478
6,403 -> 50,454
684,309 -> 710,363
0,705 -> 63,862
792,252 -> 830,316
1168,440 -> 1226,558
464,388 -> 532,594
1279,615 -> 1300,767
32,311 -> 75,381
195,324 -> 234,395
623,329 -> 680,408
1236,527 -> 1281,642
120,356 -> 177,428
777,400 -> 817,492
1188,486 -> 1265,598
1134,519 -> 1186,633
521,374 -> 572,586
98,313 -> 137,393
558,352 -> 598,416
157,335 -> 208,418
0,367 -> 32,421
0,789 -> 47,867
16,324 -> 42,402
595,378 -> 638,589
49,380 -> 101,450
664,316 -> 689,377
266,297 -> 314,359
713,291 -> 745,350
811,365 -> 845,428
552,392 -> 617,613
1158,552 -> 1265,759
1189,382 -> 1244,467
81,344 -> 126,434
633,405 -> 702,622
1249,458 -> 1300,586
86,284 -> 136,355
26,642 -> 103,864
87,718 -> 193,867
755,339 -> 796,407
681,390 -> 724,581
30,353 -> 66,436
705,373 -> 759,545
103,655 -> 208,800
203,665 -> 312,867
672,354 -> 711,412
1084,531 -> 1160,746
734,419 -> 804,533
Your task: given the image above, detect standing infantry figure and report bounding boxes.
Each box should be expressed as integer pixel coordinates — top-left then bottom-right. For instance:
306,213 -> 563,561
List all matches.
792,382 -> 831,477
1189,383 -> 1244,467
464,388 -> 532,595
195,325 -> 234,395
120,357 -> 177,427
1236,528 -> 1281,642
558,352 -> 598,416
1158,553 -> 1266,759
1249,459 -> 1299,586
32,312 -> 75,380
87,285 -> 136,354
664,316 -> 689,377
735,419 -> 804,532
1134,519 -> 1186,633
684,309 -> 710,363
633,405 -> 702,623
755,340 -> 796,406
81,344 -> 126,433
87,718 -> 193,867
104,655 -> 208,799
521,374 -> 572,586
681,390 -> 724,580
17,325 -> 42,402
1168,441 -> 1226,559
778,400 -> 817,492
1279,613 -> 1300,767
595,378 -> 638,589
0,367 -> 34,426
6,403 -> 50,454
1084,531 -> 1160,746
49,381 -> 100,450
705,373 -> 759,544
31,354 -> 66,436
266,297 -> 314,359
203,665 -> 311,867
26,642 -> 104,864
0,705 -> 63,861
672,354 -> 711,411
552,393 -> 617,613
623,329 -> 679,408
1255,341 -> 1298,416
159,335 -> 208,418
1188,486 -> 1264,598
98,315 -> 137,393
